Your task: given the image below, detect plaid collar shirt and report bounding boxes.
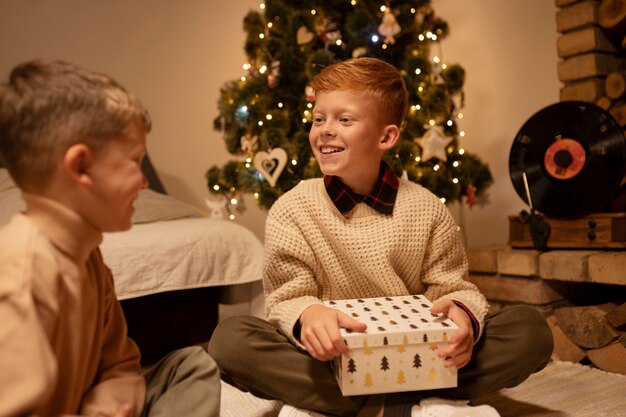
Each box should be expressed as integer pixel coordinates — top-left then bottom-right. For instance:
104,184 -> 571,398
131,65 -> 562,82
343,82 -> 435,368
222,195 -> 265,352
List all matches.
324,161 -> 399,215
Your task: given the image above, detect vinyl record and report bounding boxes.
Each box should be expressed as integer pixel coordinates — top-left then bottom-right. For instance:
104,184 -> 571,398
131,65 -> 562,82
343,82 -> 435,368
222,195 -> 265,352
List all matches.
509,101 -> 626,218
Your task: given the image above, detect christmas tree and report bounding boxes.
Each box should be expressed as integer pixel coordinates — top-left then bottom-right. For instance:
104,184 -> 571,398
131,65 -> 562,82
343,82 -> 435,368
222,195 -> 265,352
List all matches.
207,0 -> 492,217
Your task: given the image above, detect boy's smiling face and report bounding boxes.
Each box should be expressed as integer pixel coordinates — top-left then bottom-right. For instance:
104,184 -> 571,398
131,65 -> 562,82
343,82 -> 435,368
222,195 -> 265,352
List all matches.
309,90 -> 396,195
84,120 -> 148,232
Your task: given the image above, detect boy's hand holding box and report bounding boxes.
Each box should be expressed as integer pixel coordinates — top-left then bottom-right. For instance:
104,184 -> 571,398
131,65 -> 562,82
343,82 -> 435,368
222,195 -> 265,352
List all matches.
323,295 -> 458,396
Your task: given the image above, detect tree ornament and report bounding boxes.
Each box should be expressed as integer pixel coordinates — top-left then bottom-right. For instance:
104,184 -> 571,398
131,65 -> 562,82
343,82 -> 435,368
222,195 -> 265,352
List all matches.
415,125 -> 453,162
316,17 -> 341,48
253,147 -> 288,187
378,9 -> 401,44
305,85 -> 315,102
267,60 -> 281,89
352,47 -> 368,58
466,184 -> 476,209
296,26 -> 314,45
415,6 -> 434,27
240,132 -> 259,154
204,196 -> 227,219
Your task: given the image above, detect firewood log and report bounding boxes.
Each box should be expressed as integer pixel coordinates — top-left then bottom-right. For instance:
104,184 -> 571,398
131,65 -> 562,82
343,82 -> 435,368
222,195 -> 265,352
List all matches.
587,341 -> 626,374
547,316 -> 587,363
554,305 -> 619,348
606,302 -> 626,329
599,0 -> 626,40
605,70 -> 626,99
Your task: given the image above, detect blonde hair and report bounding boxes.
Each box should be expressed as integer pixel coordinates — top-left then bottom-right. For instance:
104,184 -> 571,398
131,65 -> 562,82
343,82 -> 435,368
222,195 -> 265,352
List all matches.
0,60 -> 151,191
310,57 -> 408,126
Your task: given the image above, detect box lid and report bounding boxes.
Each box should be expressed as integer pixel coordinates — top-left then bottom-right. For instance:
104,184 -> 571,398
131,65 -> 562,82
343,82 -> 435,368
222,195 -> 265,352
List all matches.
324,295 -> 458,348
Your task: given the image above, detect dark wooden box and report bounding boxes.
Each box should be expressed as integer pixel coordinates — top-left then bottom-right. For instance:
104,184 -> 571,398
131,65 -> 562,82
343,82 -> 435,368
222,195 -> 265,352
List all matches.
120,287 -> 220,363
509,213 -> 626,249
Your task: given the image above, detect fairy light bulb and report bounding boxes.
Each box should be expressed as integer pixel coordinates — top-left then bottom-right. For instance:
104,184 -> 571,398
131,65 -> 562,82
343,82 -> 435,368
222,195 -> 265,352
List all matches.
259,3 -> 265,9
415,156 -> 421,162
258,121 -> 263,126
411,7 -> 416,13
243,63 -> 251,70
231,198 -> 238,205
259,65 -> 267,73
259,33 -> 264,39
459,131 -> 465,137
311,9 -> 316,15
336,39 -> 342,46
429,119 -> 435,126
380,5 -> 387,12
447,120 -> 453,126
278,102 -> 284,108
458,113 -> 464,119
372,34 -> 379,42
433,56 -> 440,64
440,198 -> 446,204
415,68 -> 421,75
418,34 -> 425,41
382,44 -> 388,50
254,193 -> 259,199
432,34 -> 438,41
302,117 -> 307,123
351,0 -> 357,5
213,185 -> 220,191
266,114 -> 272,120
240,76 -> 246,82
453,161 -> 460,167
229,214 -> 236,220
267,22 -> 273,28
291,159 -> 297,165
459,148 -> 465,155
307,103 -> 313,108
453,178 -> 459,184
433,164 -> 440,171
442,64 -> 447,70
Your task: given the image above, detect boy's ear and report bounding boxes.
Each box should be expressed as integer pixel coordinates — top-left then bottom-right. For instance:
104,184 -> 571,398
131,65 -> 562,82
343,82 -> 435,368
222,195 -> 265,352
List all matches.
63,144 -> 95,187
379,125 -> 400,150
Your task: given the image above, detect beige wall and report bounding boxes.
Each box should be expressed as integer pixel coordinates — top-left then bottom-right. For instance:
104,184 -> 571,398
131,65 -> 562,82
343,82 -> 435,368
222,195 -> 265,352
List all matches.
0,0 -> 558,248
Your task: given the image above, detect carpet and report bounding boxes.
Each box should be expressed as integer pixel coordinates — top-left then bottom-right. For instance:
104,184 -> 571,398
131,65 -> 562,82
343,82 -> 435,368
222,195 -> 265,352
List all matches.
220,360 -> 626,417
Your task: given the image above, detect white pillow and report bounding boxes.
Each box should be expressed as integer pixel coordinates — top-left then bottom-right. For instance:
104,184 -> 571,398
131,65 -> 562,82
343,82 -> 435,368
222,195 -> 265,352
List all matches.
0,168 -> 205,226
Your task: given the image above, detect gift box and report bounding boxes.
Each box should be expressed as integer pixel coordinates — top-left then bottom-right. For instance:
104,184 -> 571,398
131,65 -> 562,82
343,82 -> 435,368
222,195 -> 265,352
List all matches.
323,295 -> 458,396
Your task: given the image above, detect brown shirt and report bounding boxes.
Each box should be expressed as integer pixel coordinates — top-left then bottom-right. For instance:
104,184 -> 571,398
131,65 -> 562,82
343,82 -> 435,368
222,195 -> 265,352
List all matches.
0,194 -> 145,417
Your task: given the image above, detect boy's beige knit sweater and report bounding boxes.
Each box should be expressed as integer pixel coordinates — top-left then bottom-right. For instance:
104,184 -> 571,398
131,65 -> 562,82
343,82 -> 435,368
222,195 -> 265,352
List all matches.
263,177 -> 488,345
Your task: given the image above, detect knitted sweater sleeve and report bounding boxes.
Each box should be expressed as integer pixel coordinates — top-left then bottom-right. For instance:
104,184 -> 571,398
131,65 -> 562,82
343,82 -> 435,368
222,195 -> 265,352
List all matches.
263,198 -> 323,346
419,198 -> 489,340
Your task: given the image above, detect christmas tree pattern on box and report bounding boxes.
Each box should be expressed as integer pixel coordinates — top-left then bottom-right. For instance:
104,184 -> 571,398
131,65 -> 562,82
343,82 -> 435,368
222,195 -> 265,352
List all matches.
323,295 -> 458,396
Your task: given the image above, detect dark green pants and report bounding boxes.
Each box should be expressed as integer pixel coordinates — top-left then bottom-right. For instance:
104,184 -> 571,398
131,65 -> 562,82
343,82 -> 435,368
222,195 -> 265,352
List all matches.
141,346 -> 221,417
208,305 -> 553,417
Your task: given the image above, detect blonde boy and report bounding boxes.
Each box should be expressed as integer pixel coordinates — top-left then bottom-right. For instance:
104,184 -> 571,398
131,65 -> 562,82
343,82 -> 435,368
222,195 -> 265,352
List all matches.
209,58 -> 552,417
0,60 -> 220,417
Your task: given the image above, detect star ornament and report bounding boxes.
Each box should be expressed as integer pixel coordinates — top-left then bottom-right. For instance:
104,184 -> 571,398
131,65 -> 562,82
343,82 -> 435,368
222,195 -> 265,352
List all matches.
415,125 -> 453,162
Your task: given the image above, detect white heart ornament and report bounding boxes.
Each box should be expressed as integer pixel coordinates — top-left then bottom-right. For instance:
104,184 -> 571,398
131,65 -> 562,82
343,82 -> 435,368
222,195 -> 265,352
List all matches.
253,148 -> 288,187
296,26 -> 315,45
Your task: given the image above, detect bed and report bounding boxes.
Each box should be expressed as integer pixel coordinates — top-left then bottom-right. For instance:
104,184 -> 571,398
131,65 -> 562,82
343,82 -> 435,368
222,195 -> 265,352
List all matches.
0,158 -> 265,362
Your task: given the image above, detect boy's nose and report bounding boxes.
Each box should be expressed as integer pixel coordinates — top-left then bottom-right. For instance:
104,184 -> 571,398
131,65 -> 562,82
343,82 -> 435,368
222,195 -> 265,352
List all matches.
322,124 -> 337,136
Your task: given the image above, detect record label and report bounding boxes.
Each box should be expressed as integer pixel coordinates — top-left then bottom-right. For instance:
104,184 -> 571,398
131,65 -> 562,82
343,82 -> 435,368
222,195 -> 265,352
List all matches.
543,138 -> 586,180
